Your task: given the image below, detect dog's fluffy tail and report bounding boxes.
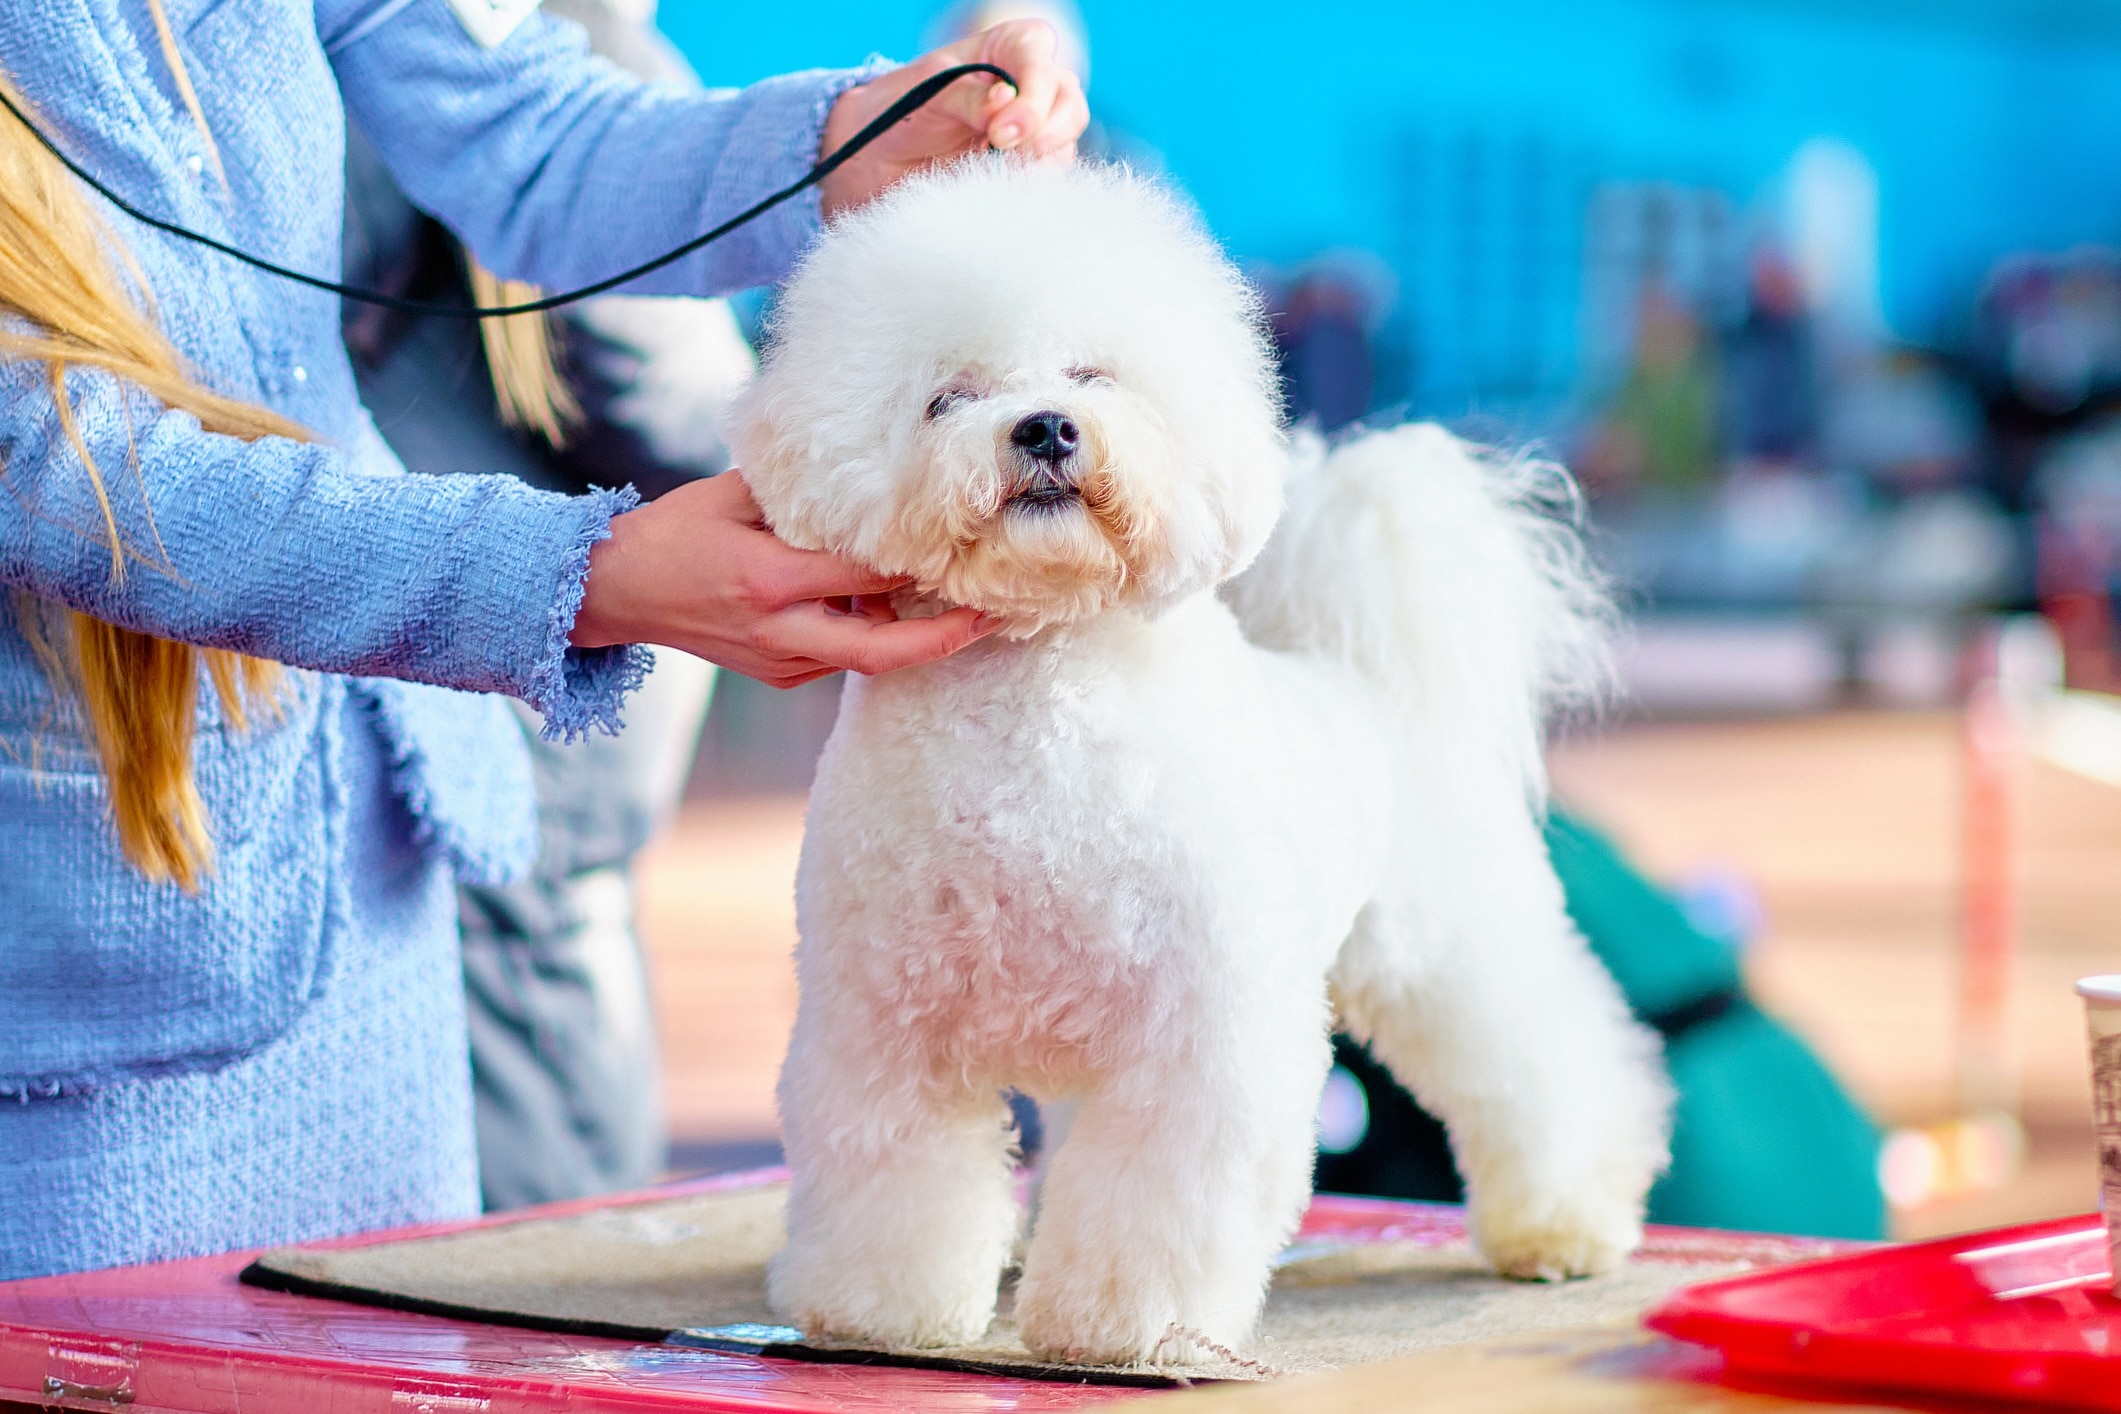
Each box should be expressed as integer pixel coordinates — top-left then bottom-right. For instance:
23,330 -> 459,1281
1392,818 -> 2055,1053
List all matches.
1223,423 -> 1613,800
1230,425 -> 1663,1282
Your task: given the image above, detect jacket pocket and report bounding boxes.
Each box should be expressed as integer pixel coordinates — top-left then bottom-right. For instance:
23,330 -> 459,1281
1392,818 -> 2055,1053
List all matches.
353,678 -> 537,889
0,682 -> 334,1097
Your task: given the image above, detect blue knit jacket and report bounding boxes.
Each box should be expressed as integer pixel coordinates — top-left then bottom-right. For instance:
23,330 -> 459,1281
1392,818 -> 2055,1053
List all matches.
0,0 -> 864,1278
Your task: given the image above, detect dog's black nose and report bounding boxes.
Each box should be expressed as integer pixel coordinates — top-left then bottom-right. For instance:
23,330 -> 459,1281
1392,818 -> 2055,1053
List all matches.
1010,411 -> 1080,464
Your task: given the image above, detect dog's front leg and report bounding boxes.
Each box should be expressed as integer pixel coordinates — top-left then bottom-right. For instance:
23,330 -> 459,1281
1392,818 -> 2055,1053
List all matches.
769,1017 -> 1020,1348
1014,1013 -> 1330,1367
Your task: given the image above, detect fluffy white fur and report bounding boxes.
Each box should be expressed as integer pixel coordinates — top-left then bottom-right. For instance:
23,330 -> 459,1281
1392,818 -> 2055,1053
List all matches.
732,156 -> 1672,1369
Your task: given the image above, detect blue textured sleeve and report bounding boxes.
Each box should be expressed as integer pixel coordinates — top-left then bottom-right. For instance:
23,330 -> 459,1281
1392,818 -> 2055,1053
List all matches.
321,0 -> 884,297
0,358 -> 645,738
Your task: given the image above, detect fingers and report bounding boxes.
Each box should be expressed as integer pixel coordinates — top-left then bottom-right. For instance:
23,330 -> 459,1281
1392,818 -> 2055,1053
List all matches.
820,16 -> 1087,222
917,52 -> 1018,140
844,591 -> 901,624
767,666 -> 845,690
745,538 -> 908,605
1027,74 -> 1088,159
709,467 -> 988,679
712,471 -> 907,605
978,20 -> 1084,154
586,464 -> 996,686
764,603 -> 994,678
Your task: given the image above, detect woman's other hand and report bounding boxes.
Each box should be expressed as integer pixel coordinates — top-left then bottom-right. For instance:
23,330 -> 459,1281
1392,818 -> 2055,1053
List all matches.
817,19 -> 1088,219
571,471 -> 997,687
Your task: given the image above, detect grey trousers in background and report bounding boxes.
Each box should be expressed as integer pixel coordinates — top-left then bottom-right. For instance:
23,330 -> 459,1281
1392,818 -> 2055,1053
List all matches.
459,649 -> 716,1211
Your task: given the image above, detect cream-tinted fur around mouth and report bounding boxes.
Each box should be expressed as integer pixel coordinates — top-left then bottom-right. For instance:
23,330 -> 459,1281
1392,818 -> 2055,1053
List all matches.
732,156 -> 1674,1369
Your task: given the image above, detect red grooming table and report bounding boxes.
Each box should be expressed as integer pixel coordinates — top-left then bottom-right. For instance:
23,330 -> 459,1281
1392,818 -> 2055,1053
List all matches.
0,1170 -> 1838,1413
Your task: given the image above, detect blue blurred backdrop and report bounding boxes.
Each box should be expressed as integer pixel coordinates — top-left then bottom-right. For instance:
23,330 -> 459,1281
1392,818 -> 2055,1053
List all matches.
668,2 -> 2121,401
666,1 -> 2121,673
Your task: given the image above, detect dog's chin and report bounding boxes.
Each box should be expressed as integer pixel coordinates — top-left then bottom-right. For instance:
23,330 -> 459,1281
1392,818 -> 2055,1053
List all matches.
923,494 -> 1145,634
1004,484 -> 1081,513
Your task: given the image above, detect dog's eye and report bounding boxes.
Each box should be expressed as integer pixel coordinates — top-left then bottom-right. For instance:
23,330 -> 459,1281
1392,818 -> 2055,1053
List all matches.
1065,366 -> 1114,386
925,387 -> 977,420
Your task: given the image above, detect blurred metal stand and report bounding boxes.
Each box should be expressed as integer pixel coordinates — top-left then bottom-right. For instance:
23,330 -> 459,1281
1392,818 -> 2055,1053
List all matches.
1956,669 -> 2020,1124
1880,619 -> 2065,1212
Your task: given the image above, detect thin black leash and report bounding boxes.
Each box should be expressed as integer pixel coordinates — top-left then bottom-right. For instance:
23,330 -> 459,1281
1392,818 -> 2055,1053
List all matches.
0,62 -> 1015,320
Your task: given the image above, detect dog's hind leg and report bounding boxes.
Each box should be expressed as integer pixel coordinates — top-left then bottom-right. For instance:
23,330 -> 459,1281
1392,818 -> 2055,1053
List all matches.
768,1014 -> 1020,1348
1014,1007 -> 1330,1367
1331,797 -> 1671,1281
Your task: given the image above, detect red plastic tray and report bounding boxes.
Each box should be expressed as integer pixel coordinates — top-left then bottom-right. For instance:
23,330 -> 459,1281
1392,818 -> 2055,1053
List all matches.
1648,1212 -> 2121,1410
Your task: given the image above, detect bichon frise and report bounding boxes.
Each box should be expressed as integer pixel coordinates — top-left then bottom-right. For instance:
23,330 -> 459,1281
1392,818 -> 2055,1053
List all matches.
732,156 -> 1672,1369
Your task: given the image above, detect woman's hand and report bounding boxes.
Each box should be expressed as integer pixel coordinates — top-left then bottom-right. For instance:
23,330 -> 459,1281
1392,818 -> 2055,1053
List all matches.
571,471 -> 997,687
817,19 -> 1089,220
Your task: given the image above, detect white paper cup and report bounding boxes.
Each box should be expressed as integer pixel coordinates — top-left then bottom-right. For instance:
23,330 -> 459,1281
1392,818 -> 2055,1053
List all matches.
2077,975 -> 2121,1293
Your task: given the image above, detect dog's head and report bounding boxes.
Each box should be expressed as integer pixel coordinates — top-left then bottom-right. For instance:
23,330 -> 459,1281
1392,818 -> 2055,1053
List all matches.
732,156 -> 1285,632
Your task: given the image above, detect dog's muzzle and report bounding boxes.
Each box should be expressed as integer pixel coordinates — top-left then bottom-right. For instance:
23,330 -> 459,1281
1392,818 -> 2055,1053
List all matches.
1007,410 -> 1081,509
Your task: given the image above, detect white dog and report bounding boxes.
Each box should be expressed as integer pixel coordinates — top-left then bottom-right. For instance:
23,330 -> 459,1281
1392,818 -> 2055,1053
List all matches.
732,156 -> 1672,1369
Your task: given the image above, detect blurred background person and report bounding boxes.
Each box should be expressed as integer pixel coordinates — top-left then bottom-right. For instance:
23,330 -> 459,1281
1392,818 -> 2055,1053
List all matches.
1261,252 -> 1398,434
1721,248 -> 1820,479
1579,284 -> 1720,502
340,0 -> 739,1210
1271,272 -> 1374,433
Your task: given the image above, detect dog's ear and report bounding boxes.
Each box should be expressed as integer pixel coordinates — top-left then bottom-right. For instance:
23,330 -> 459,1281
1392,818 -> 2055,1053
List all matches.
725,380 -> 817,549
729,377 -> 901,564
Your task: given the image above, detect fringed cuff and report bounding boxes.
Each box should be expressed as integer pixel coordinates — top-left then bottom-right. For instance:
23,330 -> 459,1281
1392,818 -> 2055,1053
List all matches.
525,483 -> 655,742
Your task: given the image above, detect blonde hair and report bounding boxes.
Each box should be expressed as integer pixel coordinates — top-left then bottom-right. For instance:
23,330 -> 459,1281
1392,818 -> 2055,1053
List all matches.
468,262 -> 578,447
0,45 -> 300,890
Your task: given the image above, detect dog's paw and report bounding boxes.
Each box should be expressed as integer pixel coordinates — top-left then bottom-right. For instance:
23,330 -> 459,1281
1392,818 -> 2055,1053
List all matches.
768,1249 -> 998,1349
1471,1197 -> 1642,1281
1015,1267 -> 1256,1369
1016,1300 -> 1197,1368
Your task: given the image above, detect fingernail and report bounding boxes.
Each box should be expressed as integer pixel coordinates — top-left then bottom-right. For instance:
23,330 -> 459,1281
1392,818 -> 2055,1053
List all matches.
974,612 -> 1007,634
992,122 -> 1022,148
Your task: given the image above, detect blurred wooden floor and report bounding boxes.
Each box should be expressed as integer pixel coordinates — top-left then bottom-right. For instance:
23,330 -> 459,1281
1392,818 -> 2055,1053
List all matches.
636,796 -> 805,1143
636,710 -> 2121,1240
